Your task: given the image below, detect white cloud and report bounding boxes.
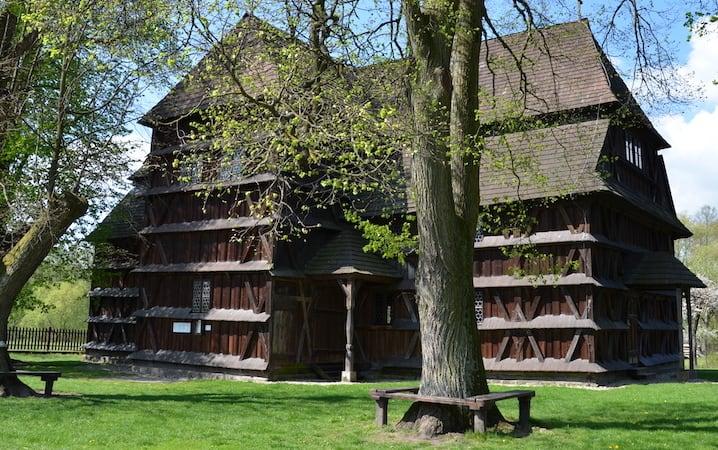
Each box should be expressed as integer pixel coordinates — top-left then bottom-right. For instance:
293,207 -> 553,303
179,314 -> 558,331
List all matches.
680,21 -> 718,104
654,21 -> 718,215
656,105 -> 718,214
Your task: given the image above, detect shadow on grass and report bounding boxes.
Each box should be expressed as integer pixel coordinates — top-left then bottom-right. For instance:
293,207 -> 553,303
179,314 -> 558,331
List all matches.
76,391 -> 364,407
12,356 -> 114,379
535,401 -> 718,434
697,369 -> 718,382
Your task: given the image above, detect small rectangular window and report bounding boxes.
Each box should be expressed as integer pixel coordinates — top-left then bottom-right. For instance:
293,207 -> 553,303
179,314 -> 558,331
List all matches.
192,280 -> 212,313
172,322 -> 191,334
624,131 -> 643,169
374,294 -> 392,326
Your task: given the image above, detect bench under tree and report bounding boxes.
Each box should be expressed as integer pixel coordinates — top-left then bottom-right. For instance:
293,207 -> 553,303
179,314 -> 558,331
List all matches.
370,387 -> 535,434
0,371 -> 62,396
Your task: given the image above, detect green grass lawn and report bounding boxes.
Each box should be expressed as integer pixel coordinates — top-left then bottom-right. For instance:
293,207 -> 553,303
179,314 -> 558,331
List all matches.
2,354 -> 717,449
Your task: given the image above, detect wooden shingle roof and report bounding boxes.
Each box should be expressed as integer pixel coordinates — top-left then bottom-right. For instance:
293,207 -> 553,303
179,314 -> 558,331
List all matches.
142,18 -> 647,130
140,15 -> 283,126
478,20 -> 617,118
304,231 -> 401,279
87,192 -> 144,242
623,252 -> 705,288
480,119 -> 609,203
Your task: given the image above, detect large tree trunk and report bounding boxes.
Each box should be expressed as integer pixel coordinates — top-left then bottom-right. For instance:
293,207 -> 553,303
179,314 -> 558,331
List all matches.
398,0 -> 502,436
0,192 -> 88,397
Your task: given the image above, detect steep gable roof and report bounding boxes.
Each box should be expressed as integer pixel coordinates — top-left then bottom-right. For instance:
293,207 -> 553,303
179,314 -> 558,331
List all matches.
478,20 -> 617,117
140,14 -> 285,126
142,18 -> 651,129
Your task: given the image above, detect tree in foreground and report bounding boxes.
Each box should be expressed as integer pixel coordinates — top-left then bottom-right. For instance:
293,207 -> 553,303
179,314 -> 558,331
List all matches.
163,0 -> 695,435
0,0 -> 187,396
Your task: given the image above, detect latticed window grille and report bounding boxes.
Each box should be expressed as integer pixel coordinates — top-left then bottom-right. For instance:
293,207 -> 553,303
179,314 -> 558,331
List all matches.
217,149 -> 243,181
474,222 -> 484,244
192,280 -> 212,313
474,290 -> 484,326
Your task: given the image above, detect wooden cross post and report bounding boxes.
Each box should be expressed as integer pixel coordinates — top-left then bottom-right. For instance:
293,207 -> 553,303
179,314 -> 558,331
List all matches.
339,278 -> 358,382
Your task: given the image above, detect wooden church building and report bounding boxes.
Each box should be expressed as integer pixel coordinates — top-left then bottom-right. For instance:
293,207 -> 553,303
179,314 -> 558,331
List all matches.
86,18 -> 703,383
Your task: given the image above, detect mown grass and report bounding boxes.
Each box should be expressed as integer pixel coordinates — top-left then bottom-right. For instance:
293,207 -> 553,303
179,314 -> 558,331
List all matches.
2,354 -> 717,449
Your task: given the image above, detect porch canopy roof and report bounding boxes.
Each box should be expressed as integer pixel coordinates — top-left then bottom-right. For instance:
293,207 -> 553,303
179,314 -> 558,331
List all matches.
623,252 -> 705,288
304,230 -> 401,280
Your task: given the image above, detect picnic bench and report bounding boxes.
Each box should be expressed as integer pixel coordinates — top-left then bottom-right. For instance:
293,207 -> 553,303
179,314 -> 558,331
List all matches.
0,371 -> 61,396
369,387 -> 535,433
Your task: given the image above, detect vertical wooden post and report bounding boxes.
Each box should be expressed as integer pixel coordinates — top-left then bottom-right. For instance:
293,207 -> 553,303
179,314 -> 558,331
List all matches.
686,288 -> 695,373
340,278 -> 357,382
45,327 -> 52,353
375,398 -> 388,426
473,407 -> 486,433
518,397 -> 531,433
676,288 -> 685,370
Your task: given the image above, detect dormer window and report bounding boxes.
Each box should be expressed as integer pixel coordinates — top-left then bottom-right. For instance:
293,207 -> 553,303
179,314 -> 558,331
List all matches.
625,131 -> 643,169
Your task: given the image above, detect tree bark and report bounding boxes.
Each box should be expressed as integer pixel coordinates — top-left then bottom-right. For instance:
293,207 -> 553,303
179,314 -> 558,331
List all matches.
0,192 -> 88,397
398,0 -> 502,437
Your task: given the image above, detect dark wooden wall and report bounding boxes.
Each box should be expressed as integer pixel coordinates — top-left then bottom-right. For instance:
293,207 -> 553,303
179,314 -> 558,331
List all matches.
136,318 -> 269,359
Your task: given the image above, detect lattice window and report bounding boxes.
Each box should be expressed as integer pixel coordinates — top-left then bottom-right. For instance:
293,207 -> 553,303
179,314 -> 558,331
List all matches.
217,149 -> 243,181
474,290 -> 484,326
474,222 -> 484,244
192,280 -> 212,313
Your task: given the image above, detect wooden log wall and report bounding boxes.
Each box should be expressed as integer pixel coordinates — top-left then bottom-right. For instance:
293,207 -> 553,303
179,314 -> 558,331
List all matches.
142,230 -> 271,265
479,285 -> 595,363
473,244 -> 589,277
356,290 -> 421,366
87,236 -> 141,355
270,280 -> 344,368
591,202 -> 673,252
482,286 -> 591,319
145,190 -> 257,225
136,318 -> 269,359
141,272 -> 270,311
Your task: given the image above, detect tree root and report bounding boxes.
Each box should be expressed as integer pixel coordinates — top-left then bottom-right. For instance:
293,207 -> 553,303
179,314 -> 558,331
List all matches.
0,375 -> 37,397
397,402 -> 469,437
397,401 -> 510,438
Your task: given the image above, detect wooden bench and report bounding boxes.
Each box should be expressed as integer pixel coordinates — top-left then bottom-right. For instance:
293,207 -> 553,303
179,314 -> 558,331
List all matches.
369,387 -> 535,433
0,371 -> 61,396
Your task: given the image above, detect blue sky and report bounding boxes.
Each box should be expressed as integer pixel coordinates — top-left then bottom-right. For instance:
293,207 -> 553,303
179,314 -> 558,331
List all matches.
123,3 -> 717,217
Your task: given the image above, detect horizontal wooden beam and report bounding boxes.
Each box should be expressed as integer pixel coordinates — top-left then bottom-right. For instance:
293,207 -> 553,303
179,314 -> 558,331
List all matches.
133,260 -> 271,273
88,288 -> 140,298
134,307 -> 270,322
140,217 -> 273,234
136,173 -> 276,197
87,317 -> 136,324
473,274 -> 626,290
85,342 -> 137,352
129,349 -> 269,371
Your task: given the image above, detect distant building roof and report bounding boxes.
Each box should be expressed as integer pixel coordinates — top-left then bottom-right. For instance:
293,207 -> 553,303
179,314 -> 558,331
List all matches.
304,230 -> 401,279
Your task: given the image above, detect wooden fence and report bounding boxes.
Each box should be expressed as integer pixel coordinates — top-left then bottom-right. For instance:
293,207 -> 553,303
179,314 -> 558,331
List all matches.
7,327 -> 86,353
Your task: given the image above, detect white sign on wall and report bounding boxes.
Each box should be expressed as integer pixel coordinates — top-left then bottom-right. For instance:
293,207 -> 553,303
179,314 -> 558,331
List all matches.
172,322 -> 192,334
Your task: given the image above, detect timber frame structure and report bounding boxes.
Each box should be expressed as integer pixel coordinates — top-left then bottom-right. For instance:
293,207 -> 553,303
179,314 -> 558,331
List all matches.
86,17 -> 703,383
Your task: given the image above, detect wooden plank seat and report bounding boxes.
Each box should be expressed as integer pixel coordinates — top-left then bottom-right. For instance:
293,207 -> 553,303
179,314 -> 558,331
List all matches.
369,387 -> 535,433
0,371 -> 61,396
